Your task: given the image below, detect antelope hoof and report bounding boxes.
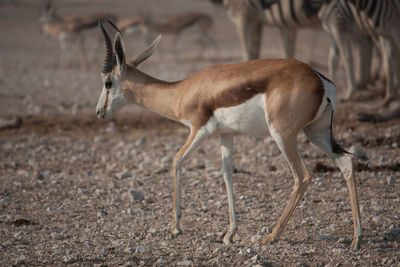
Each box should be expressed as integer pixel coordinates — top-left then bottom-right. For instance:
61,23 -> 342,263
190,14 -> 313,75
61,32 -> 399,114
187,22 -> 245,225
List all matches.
351,237 -> 361,250
170,227 -> 182,238
223,232 -> 235,245
380,96 -> 394,107
262,233 -> 279,245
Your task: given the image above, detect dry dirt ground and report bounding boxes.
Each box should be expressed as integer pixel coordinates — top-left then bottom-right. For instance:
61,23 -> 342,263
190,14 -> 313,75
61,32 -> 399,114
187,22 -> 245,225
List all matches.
0,0 -> 399,266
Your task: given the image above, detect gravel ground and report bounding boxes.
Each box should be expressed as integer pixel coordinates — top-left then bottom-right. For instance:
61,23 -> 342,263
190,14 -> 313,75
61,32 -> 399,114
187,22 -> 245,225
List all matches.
1,0 -> 399,266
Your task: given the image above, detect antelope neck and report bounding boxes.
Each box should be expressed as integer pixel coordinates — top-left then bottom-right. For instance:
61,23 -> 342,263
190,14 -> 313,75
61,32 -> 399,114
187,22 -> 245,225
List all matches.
124,65 -> 182,121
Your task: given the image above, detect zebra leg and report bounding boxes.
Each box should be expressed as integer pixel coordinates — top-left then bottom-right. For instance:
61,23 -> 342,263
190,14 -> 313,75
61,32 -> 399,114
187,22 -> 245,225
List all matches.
379,36 -> 396,106
354,36 -> 373,90
332,28 -> 357,101
232,16 -> 262,61
327,33 -> 340,81
277,28 -> 296,59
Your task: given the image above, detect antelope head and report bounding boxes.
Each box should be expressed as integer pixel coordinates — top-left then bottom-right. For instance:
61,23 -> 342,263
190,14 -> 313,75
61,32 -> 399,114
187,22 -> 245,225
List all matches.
96,20 -> 161,119
40,0 -> 57,23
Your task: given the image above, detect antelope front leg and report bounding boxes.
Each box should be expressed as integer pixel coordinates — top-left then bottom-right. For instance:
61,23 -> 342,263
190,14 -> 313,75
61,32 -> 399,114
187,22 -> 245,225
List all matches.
171,132 -> 197,236
220,134 -> 237,245
171,127 -> 211,237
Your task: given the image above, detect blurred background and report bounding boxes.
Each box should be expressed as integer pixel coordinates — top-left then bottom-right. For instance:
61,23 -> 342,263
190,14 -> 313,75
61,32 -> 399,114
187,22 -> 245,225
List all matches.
0,0 -> 332,119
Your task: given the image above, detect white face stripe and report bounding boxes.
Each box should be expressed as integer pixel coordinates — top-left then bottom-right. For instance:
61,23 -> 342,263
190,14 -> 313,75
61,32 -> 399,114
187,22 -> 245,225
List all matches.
96,74 -> 126,119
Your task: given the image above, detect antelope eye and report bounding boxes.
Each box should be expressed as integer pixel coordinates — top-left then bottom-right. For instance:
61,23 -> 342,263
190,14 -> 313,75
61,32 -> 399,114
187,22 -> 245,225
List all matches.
105,81 -> 112,89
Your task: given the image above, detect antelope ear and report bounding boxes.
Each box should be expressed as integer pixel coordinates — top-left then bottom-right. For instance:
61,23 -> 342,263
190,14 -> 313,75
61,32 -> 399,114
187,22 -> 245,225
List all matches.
114,32 -> 126,75
131,35 -> 161,67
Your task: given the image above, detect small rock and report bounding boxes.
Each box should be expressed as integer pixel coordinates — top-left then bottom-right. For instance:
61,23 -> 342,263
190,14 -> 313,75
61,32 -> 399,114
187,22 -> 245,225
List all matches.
78,187 -> 88,195
157,258 -> 168,265
251,234 -> 261,243
136,246 -> 148,253
62,255 -> 77,264
315,234 -> 335,241
383,227 -> 400,241
14,255 -> 26,265
336,237 -> 351,245
0,115 -> 21,130
50,232 -> 64,240
95,189 -> 107,196
111,196 -> 121,202
127,208 -> 137,215
177,260 -> 193,266
245,248 -> 256,254
116,171 -> 131,179
0,197 -> 11,208
129,190 -> 144,201
251,254 -> 261,262
386,176 -> 395,185
372,216 -> 381,224
97,211 -> 107,218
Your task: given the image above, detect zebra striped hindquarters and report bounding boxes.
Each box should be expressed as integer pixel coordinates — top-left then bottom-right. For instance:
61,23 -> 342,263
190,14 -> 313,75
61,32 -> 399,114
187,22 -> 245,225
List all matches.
319,0 -> 400,104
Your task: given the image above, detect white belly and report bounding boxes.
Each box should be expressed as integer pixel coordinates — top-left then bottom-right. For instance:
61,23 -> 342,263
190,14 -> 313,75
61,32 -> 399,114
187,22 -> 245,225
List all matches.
214,94 -> 269,136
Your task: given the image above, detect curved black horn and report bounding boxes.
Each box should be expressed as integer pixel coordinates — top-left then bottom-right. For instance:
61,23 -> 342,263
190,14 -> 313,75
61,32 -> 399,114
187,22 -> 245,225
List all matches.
107,19 -> 121,33
99,20 -> 115,74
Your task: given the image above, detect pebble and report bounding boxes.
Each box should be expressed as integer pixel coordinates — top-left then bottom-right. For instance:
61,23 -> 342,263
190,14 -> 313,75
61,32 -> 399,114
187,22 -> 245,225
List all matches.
95,189 -> 107,196
177,260 -> 194,266
50,232 -> 64,240
251,254 -> 261,262
251,234 -> 261,243
62,255 -> 77,264
14,255 -> 26,265
116,171 -> 132,179
315,234 -> 335,241
157,258 -> 168,265
245,248 -> 256,254
386,176 -> 395,185
97,211 -> 107,218
136,246 -> 148,253
130,190 -> 145,201
383,227 -> 400,241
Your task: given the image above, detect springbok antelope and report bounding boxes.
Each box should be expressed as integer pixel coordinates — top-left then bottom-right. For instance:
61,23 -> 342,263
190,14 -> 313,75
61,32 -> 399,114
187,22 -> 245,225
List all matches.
128,11 -> 217,57
40,1 -> 116,68
96,20 -> 362,249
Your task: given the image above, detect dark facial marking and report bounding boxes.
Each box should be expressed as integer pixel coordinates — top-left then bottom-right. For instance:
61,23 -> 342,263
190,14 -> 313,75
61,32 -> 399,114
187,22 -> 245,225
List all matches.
105,80 -> 112,89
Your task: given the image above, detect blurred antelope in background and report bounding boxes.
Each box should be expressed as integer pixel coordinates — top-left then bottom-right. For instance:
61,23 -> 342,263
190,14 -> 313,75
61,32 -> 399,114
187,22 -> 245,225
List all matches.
95,20 -> 362,249
212,0 -> 324,60
40,1 -> 116,68
118,11 -> 217,58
